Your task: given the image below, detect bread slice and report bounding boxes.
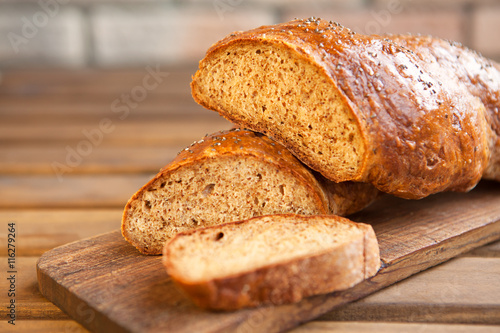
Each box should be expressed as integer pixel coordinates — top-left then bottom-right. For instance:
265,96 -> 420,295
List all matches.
121,129 -> 379,254
191,18 -> 500,199
163,214 -> 380,310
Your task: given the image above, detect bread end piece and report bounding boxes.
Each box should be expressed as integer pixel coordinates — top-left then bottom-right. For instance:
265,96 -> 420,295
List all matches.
192,19 -> 497,199
191,37 -> 368,184
163,214 -> 381,311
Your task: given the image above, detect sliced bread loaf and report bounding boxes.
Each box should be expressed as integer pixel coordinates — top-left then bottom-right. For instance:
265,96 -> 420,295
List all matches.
191,18 -> 500,199
163,214 -> 380,310
121,129 -> 379,254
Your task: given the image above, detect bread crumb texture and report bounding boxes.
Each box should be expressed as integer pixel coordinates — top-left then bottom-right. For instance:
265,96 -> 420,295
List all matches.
166,215 -> 363,282
123,156 -> 324,254
193,42 -> 365,181
163,214 -> 380,310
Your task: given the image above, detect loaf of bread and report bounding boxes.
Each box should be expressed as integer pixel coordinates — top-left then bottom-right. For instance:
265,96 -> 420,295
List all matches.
191,17 -> 500,199
121,129 -> 379,254
163,214 -> 380,310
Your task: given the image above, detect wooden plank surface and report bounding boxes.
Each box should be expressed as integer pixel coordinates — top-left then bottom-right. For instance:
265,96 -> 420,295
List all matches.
0,68 -> 194,95
0,174 -> 154,208
36,181 -> 500,333
319,257 -> 500,324
0,118 -> 231,145
1,320 -> 88,333
290,322 -> 500,333
0,209 -> 122,256
1,68 -> 500,332
0,146 -> 184,175
1,257 -> 68,320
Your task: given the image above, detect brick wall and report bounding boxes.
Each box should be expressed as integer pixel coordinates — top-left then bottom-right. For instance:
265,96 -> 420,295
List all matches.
0,0 -> 499,68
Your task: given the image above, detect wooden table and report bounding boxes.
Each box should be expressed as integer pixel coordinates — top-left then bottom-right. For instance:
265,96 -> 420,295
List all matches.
0,67 -> 499,332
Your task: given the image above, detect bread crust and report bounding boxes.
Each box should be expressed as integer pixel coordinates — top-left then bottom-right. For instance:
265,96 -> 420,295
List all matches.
192,18 -> 500,199
121,129 -> 378,254
390,34 -> 500,183
163,214 -> 380,311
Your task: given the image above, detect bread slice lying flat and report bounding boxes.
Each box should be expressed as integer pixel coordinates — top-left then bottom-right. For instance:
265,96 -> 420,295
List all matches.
191,18 -> 500,199
163,214 -> 380,310
122,129 -> 379,254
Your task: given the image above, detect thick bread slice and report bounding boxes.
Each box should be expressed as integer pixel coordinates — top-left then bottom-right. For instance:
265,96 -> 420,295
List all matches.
121,129 -> 379,254
191,18 -> 500,199
163,214 -> 381,310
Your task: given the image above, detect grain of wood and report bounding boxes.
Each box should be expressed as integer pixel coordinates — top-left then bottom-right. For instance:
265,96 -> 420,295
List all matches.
0,94 -> 204,118
290,321 -> 500,333
349,181 -> 500,265
0,174 -> 154,208
0,209 -> 122,256
462,239 -> 500,257
36,182 -> 500,333
0,257 -> 68,320
0,145 -> 183,175
0,120 -> 232,175
0,118 -> 230,145
362,258 -> 500,305
0,68 -> 197,95
1,320 -> 88,333
318,258 -> 500,324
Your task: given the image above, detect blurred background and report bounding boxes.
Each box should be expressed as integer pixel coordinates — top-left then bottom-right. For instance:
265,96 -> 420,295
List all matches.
0,0 -> 499,69
2,1 -> 500,331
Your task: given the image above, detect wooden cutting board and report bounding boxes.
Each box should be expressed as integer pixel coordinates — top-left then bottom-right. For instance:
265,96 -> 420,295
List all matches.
37,181 -> 500,333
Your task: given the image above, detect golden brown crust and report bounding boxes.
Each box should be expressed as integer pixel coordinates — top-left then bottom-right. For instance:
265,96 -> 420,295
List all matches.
121,129 -> 329,254
388,34 -> 500,183
121,129 -> 378,255
162,129 -> 327,200
163,214 -> 380,311
192,18 -> 500,199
